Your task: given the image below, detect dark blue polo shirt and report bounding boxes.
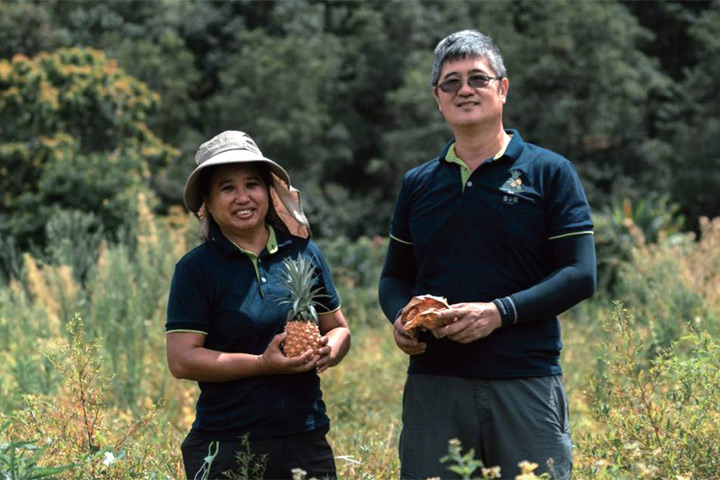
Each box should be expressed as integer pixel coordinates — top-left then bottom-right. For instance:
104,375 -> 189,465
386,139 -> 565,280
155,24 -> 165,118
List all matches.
166,224 -> 340,440
390,130 -> 593,379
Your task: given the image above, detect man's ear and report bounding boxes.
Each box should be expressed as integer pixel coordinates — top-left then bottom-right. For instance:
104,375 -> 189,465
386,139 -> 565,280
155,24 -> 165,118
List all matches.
432,87 -> 442,110
499,77 -> 509,102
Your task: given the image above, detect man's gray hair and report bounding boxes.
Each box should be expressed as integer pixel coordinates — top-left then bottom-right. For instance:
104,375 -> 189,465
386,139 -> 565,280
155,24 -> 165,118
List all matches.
431,30 -> 507,86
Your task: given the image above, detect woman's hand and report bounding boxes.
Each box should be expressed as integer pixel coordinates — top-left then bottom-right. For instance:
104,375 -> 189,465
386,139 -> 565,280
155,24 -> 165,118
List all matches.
316,309 -> 351,373
258,332 -> 319,375
314,336 -> 332,373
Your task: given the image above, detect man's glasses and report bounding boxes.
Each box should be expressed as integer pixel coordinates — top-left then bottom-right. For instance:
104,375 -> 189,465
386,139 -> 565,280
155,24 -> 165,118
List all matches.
436,74 -> 503,94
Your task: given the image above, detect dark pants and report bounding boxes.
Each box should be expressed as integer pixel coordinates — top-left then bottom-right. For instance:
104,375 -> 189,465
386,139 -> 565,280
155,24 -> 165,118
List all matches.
181,425 -> 336,480
399,374 -> 572,480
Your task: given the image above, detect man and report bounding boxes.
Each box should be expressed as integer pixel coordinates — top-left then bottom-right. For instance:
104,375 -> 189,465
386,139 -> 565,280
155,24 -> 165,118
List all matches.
378,30 -> 596,480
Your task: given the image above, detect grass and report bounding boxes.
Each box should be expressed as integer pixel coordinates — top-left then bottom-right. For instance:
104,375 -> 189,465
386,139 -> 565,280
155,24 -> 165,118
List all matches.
1,202 -> 718,479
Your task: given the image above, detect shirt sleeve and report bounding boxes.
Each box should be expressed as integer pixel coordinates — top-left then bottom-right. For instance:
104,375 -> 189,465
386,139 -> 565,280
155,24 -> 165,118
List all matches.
378,238 -> 417,323
389,175 -> 413,245
165,260 -> 211,334
494,224 -> 597,326
546,161 -> 594,239
306,242 -> 341,313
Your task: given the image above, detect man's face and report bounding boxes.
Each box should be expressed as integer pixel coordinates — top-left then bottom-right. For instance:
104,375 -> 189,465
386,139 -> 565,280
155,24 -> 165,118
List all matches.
432,56 -> 508,130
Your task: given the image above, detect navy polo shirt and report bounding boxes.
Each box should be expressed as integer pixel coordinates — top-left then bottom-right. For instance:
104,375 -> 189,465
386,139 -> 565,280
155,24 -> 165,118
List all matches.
166,224 -> 340,440
390,129 -> 593,378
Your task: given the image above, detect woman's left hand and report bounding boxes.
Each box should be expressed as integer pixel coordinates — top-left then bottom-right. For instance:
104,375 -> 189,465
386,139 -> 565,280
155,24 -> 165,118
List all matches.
314,336 -> 333,373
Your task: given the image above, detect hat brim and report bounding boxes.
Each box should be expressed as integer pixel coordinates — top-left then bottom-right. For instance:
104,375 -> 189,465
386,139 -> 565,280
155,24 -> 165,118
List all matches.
183,149 -> 291,214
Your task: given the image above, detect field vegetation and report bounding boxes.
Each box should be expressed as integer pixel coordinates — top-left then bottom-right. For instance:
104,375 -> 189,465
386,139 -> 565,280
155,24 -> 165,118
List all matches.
1,199 -> 718,479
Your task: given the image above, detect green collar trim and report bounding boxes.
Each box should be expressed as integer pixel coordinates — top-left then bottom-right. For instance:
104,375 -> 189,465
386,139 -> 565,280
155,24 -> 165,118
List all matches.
446,134 -> 513,190
266,224 -> 279,254
446,144 -> 472,188
229,224 -> 279,291
231,224 -> 278,261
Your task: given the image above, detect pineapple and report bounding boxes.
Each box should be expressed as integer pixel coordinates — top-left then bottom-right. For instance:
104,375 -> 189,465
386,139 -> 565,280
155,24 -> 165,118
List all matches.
276,253 -> 324,357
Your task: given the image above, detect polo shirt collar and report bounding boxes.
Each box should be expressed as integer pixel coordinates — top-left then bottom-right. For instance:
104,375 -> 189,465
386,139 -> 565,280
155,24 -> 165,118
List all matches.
439,129 -> 524,164
209,222 -> 289,258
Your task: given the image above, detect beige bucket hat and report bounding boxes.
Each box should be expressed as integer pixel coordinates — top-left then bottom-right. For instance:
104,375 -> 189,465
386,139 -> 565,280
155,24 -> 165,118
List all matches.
183,131 -> 310,238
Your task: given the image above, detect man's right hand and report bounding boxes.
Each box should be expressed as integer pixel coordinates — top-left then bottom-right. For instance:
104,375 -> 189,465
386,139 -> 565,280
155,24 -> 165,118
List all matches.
393,316 -> 427,356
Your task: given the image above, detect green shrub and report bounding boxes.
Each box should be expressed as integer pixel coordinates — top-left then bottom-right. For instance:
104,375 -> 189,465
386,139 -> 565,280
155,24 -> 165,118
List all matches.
579,304 -> 720,479
593,194 -> 685,294
316,235 -> 387,329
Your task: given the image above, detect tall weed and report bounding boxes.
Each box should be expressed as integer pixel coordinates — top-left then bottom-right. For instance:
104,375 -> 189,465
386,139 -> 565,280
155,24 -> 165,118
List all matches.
616,216 -> 720,354
6,314 -> 173,480
316,235 -> 387,329
578,304 -> 720,479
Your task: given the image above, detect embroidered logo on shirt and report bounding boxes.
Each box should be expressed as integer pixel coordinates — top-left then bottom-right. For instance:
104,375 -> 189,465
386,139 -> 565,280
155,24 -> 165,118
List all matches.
500,170 -> 523,194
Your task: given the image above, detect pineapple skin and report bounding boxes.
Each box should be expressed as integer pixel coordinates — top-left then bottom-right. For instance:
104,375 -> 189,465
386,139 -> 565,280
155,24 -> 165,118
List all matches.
283,320 -> 322,357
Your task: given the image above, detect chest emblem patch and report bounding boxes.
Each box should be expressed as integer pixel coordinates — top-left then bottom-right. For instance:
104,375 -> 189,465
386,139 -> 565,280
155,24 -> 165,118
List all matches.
500,170 -> 523,194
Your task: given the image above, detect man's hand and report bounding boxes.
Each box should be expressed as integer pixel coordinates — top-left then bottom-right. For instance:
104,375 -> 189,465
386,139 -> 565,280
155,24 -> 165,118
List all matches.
393,316 -> 427,355
431,302 -> 501,344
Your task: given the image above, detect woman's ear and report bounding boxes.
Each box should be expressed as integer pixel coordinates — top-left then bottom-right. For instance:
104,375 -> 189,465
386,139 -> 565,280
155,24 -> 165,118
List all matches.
199,203 -> 214,240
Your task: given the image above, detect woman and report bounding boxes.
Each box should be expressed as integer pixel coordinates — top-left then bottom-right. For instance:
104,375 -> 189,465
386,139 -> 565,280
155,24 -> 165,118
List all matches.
166,131 -> 351,479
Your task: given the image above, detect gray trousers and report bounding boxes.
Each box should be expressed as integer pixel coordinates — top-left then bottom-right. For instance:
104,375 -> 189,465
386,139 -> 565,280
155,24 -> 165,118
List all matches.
399,374 -> 572,480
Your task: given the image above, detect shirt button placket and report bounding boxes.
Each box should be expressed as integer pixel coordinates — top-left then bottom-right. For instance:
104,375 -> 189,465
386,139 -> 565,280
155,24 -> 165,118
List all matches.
258,258 -> 266,296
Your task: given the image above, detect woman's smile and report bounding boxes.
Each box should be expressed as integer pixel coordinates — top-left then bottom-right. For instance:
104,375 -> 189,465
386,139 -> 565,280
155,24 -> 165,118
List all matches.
205,163 -> 270,243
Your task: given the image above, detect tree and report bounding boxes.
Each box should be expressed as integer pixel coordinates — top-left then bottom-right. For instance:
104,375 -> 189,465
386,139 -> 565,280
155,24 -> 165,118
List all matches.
487,1 -> 674,207
0,48 -> 177,248
670,0 -> 720,222
0,0 -> 61,60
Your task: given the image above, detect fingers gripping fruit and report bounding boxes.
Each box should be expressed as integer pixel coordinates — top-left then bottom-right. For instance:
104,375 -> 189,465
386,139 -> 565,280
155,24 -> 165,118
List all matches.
276,254 -> 324,357
400,294 -> 452,338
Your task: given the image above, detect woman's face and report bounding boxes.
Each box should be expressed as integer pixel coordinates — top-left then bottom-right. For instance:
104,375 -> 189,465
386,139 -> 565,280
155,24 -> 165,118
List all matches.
205,163 -> 269,239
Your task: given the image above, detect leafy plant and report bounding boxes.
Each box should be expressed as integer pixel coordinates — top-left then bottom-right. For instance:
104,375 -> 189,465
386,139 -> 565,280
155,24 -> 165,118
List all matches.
434,439 -> 553,480
8,314 -> 165,480
579,303 -> 720,479
593,194 -> 685,294
222,434 -> 267,480
0,421 -> 73,480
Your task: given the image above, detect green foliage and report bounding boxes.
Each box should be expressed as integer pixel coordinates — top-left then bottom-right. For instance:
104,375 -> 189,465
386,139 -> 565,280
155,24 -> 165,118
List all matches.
0,214 -> 718,479
436,438 -> 553,479
0,2 -> 719,476
500,1 -> 674,206
0,424 -> 72,480
439,439 -> 486,479
1,0 -> 718,239
580,304 -> 720,480
610,214 -> 719,354
277,253 -> 324,324
0,47 -> 177,249
221,434 -> 267,480
593,194 -> 685,293
9,314 -> 170,480
0,236 -> 24,284
0,0 -> 60,60
44,209 -> 104,284
316,236 -> 387,329
669,1 -> 720,223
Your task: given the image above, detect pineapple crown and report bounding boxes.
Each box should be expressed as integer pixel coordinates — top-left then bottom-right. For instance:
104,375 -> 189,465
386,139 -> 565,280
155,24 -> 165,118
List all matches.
275,253 -> 326,324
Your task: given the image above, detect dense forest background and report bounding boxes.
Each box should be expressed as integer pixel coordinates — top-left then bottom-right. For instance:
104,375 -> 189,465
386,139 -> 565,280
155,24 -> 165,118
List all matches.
1,0 -> 719,273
